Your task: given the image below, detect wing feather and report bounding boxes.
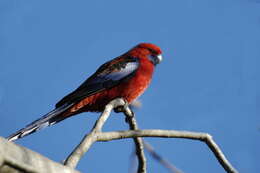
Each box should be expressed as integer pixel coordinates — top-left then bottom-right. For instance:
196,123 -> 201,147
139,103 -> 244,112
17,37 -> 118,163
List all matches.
55,56 -> 139,108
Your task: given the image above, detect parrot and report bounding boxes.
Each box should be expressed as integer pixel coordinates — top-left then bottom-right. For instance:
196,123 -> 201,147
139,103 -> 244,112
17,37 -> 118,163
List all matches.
7,43 -> 162,141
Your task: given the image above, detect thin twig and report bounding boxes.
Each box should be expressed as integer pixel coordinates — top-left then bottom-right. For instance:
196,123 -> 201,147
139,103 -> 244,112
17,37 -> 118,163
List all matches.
63,98 -> 238,173
129,100 -> 182,173
64,98 -> 126,168
129,141 -> 184,173
97,129 -> 238,173
143,141 -> 184,173
123,106 -> 147,173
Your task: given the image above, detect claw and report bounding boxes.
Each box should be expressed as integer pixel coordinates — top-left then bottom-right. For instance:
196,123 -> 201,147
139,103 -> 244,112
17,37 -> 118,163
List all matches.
114,99 -> 129,113
113,99 -> 135,123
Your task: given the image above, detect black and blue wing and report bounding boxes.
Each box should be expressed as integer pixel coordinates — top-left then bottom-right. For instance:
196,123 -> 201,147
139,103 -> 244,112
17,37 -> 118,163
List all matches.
55,56 -> 139,108
7,56 -> 139,141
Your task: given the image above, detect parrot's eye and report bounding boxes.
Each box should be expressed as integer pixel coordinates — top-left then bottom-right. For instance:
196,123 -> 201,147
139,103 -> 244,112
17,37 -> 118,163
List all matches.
148,54 -> 163,65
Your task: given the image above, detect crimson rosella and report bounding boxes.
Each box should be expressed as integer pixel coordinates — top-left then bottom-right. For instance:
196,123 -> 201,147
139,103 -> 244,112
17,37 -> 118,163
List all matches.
7,43 -> 162,141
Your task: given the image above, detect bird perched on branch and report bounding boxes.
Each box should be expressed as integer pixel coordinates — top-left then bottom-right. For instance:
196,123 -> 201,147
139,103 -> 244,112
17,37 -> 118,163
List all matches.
7,43 -> 162,141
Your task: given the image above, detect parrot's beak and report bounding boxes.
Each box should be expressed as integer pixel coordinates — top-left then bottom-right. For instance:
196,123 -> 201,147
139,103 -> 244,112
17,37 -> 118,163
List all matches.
156,54 -> 163,64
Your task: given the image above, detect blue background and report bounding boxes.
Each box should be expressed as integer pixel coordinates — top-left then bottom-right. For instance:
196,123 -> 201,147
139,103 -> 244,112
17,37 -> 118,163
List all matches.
0,0 -> 258,172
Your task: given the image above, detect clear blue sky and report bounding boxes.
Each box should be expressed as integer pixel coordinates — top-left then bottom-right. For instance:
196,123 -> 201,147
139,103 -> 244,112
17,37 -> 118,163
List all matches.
0,0 -> 258,172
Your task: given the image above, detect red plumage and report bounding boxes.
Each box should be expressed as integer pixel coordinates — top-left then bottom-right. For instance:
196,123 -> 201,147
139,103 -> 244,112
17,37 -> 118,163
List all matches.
7,43 -> 162,141
67,43 -> 160,113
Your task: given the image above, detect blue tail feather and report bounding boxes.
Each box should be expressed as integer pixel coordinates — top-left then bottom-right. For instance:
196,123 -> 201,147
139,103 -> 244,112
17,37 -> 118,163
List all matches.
7,103 -> 73,141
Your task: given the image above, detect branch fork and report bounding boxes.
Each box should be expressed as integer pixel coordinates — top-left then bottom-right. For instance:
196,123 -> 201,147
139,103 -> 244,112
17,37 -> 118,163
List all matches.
64,98 -> 238,173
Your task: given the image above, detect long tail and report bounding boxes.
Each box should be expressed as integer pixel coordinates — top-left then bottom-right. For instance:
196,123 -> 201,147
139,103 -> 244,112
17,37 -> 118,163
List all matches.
7,103 -> 73,141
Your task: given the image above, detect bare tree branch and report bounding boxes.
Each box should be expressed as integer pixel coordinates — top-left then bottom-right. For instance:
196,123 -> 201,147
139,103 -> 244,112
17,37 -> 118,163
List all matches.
129,101 -> 182,173
64,98 -> 148,172
64,98 -> 126,168
143,141 -> 184,173
0,137 -> 79,173
97,129 -> 238,173
63,98 -> 238,173
123,106 -> 147,173
129,140 -> 184,173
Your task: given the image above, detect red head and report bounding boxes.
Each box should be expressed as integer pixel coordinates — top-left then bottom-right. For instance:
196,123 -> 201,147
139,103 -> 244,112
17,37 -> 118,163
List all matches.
129,43 -> 163,65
